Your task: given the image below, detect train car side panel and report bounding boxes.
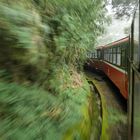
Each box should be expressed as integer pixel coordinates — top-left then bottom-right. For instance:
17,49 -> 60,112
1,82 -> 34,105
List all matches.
102,61 -> 128,99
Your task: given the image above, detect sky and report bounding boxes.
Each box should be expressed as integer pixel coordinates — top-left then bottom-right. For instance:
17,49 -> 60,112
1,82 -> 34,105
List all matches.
97,2 -> 133,46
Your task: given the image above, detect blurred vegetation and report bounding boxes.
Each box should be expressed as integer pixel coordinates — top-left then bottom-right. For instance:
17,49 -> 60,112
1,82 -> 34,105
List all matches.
0,0 -> 108,139
111,0 -> 138,19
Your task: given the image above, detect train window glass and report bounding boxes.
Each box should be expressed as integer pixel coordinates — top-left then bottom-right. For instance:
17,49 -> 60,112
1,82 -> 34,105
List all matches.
112,48 -> 113,63
113,48 -> 116,64
108,49 -> 110,62
103,50 -> 105,60
104,50 -> 107,61
109,49 -> 111,62
113,54 -> 116,64
105,51 -> 107,61
108,53 -> 109,61
106,49 -> 108,61
117,47 -> 120,53
117,54 -> 121,65
108,48 -> 111,62
121,48 -> 126,68
96,51 -> 98,58
94,52 -> 95,58
89,52 -> 92,58
115,48 -> 117,64
110,48 -> 113,63
107,49 -> 109,61
106,50 -> 108,61
116,47 -> 121,65
95,51 -> 97,58
104,50 -> 106,60
98,50 -> 101,59
89,53 -> 91,58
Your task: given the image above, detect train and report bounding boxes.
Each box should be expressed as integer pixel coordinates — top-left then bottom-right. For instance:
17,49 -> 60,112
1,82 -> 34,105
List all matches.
88,36 -> 129,99
86,2 -> 139,140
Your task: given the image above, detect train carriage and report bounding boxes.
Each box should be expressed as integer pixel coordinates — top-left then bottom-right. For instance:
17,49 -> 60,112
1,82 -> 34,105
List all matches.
88,47 -> 103,71
89,37 -> 129,99
101,37 -> 129,99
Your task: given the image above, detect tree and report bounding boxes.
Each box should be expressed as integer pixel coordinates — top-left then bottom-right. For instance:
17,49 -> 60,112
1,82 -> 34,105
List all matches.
111,0 -> 138,19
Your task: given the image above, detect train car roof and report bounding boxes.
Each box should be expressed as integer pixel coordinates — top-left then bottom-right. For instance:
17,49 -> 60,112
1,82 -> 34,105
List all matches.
97,36 -> 129,49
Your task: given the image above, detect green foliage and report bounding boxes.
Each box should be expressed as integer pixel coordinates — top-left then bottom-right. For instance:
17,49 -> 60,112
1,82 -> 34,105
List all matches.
0,0 -> 108,139
0,0 -> 108,83
0,78 -> 90,140
44,0 -> 108,65
111,0 -> 138,19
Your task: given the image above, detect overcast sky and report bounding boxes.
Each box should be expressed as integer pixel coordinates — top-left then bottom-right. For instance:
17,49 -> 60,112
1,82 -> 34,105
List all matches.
97,2 -> 133,46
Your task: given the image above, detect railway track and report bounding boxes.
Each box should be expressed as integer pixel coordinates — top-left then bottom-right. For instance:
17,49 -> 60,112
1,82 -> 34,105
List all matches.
88,80 -> 102,140
86,69 -> 128,140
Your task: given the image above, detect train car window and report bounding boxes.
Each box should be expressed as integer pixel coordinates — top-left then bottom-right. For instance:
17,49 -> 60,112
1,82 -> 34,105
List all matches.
105,50 -> 107,61
87,52 -> 92,58
95,51 -> 98,58
97,50 -> 101,59
106,49 -> 108,61
108,49 -> 110,62
94,52 -> 96,58
104,50 -> 106,60
113,48 -> 117,64
110,48 -> 113,63
108,48 -> 111,62
115,47 -> 117,64
112,48 -> 114,63
121,47 -> 126,68
106,50 -> 108,61
107,49 -> 109,61
105,50 -> 106,60
133,5 -> 139,69
99,50 -> 101,59
93,52 -> 95,58
117,47 -> 121,65
97,51 -> 99,58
